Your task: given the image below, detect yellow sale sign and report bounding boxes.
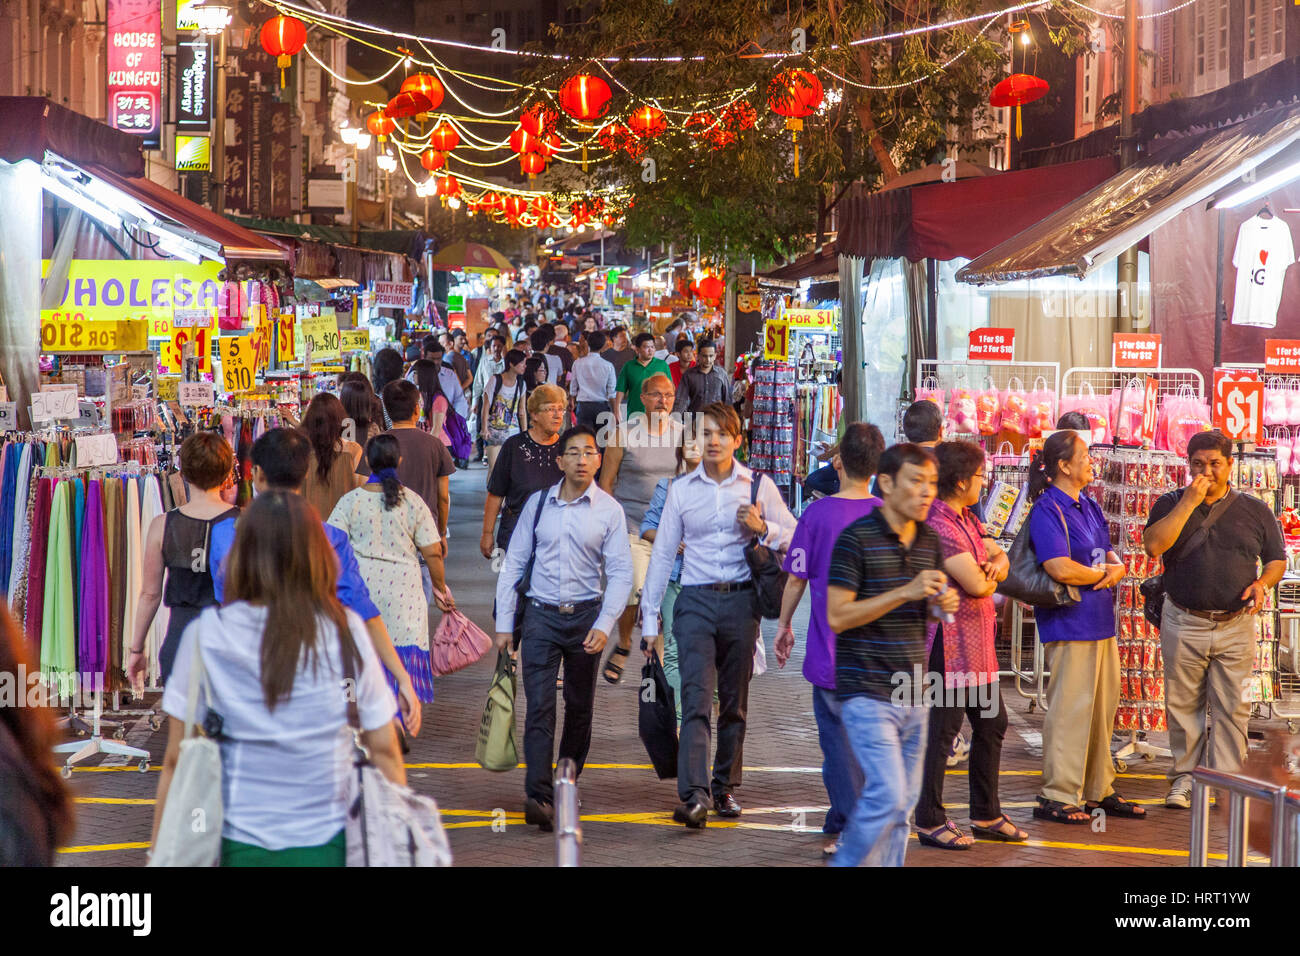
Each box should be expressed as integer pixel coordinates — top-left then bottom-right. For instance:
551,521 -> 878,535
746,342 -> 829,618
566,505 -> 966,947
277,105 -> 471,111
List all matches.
40,318 -> 148,353
341,329 -> 370,352
276,311 -> 296,363
764,319 -> 790,361
300,312 -> 340,362
219,336 -> 256,393
164,325 -> 212,373
41,259 -> 222,326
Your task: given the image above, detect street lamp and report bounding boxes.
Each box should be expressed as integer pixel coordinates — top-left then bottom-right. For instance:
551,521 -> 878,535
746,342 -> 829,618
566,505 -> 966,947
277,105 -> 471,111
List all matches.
339,121 -> 372,242
192,2 -> 232,212
376,151 -> 397,229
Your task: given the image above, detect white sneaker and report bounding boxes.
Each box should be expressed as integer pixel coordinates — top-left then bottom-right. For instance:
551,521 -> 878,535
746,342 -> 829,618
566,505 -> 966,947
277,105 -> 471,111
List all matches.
1165,777 -> 1193,809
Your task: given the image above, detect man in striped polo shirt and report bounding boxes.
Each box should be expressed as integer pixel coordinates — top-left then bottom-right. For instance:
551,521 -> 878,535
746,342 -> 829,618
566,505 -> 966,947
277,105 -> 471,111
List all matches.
826,443 -> 958,867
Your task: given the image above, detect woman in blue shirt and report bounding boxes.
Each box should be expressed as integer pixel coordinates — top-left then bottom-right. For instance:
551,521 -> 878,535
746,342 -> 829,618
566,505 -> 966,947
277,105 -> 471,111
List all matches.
1027,431 -> 1146,825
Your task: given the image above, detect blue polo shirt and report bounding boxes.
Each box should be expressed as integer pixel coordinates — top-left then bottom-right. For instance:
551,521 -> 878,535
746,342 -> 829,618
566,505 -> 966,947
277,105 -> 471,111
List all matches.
1028,484 -> 1115,643
209,516 -> 381,622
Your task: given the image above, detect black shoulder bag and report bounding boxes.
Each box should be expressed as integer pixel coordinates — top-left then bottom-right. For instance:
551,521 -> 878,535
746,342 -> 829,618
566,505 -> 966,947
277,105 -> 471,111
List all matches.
1140,490 -> 1237,629
743,473 -> 788,620
510,491 -> 549,648
997,500 -> 1082,608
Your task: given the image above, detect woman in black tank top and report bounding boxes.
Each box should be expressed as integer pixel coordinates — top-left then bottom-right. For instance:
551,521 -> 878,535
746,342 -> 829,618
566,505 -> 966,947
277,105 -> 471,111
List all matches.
128,433 -> 238,688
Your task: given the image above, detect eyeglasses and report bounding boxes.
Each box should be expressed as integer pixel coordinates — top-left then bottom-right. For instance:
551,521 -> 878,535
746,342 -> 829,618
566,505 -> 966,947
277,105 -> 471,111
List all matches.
540,404 -> 567,414
563,449 -> 600,460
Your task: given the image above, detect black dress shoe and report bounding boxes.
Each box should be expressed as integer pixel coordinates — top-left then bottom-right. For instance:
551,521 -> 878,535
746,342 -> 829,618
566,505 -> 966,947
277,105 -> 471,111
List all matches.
712,793 -> 742,818
524,797 -> 555,832
672,801 -> 708,829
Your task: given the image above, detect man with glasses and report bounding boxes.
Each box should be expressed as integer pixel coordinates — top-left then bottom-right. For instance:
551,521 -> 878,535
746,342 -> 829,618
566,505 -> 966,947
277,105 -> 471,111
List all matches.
495,425 -> 633,831
615,332 -> 672,424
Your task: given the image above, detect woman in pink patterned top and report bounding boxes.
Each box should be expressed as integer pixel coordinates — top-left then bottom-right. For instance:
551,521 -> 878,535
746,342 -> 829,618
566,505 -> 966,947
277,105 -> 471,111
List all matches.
915,441 -> 1028,850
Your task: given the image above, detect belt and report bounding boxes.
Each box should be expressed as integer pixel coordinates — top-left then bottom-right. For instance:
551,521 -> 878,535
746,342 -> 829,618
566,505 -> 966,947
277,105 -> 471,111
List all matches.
685,580 -> 754,593
528,597 -> 601,615
1169,599 -> 1247,624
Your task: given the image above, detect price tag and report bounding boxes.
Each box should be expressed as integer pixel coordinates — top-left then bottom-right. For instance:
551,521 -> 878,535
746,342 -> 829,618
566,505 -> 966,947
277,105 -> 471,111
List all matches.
157,377 -> 179,402
1112,333 -> 1162,368
41,386 -> 80,419
763,318 -> 790,361
219,336 -> 257,393
74,433 -> 118,467
0,402 -> 15,432
341,329 -> 370,352
253,320 -> 272,371
72,400 -> 101,429
1215,380 -> 1263,442
300,312 -> 340,362
276,311 -> 296,363
30,393 -> 51,423
40,318 -> 148,353
132,385 -> 149,401
172,308 -> 213,329
968,328 -> 1015,362
179,382 -> 215,407
167,326 -> 212,373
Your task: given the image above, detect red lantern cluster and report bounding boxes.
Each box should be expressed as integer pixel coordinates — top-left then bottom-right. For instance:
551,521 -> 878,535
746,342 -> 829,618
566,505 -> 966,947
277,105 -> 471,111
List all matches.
400,74 -> 445,112
259,15 -> 307,88
558,74 -> 612,121
521,102 -> 560,137
627,104 -> 666,138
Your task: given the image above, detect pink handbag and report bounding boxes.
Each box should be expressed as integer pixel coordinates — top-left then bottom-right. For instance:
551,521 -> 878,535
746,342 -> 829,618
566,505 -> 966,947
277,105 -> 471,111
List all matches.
430,589 -> 492,676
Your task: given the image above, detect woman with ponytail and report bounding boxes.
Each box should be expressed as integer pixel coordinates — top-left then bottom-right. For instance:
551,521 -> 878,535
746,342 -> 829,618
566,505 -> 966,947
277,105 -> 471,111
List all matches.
1025,431 -> 1144,825
327,435 -> 454,712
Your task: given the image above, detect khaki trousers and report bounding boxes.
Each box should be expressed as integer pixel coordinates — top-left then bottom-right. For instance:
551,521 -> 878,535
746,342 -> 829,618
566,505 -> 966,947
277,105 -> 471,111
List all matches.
1041,637 -> 1119,806
1159,599 -> 1256,781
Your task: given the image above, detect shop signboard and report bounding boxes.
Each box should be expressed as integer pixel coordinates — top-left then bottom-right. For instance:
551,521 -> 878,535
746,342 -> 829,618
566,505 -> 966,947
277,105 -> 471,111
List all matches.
301,311 -> 341,361
175,134 -> 211,172
106,0 -> 162,148
40,318 -> 147,353
373,281 -> 415,309
269,103 -> 293,218
225,75 -> 251,213
737,293 -> 761,313
219,336 -> 257,392
783,307 -> 838,328
1215,379 -> 1264,442
42,260 -> 222,327
968,327 -> 1015,362
764,318 -> 790,361
175,39 -> 211,130
341,330 -> 369,352
1112,333 -> 1161,368
1264,339 -> 1300,374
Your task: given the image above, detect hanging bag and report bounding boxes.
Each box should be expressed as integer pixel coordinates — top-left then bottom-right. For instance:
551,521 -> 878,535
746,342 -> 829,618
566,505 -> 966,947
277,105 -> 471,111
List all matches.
340,646 -> 452,866
997,500 -> 1082,608
743,473 -> 788,619
637,649 -> 678,779
429,586 -> 493,676
474,650 -> 520,772
148,623 -> 223,868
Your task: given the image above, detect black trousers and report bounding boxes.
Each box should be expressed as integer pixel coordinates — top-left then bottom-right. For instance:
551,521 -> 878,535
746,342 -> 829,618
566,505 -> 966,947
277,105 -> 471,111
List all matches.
520,600 -> 602,804
673,586 -> 758,805
575,401 -> 611,440
914,627 -> 1008,828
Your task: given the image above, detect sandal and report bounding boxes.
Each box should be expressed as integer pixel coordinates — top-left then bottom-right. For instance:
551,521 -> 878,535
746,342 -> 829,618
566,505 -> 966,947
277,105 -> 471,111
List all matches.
603,645 -> 630,684
1086,794 -> 1147,818
1032,797 -> 1091,824
916,820 -> 973,850
971,814 -> 1029,842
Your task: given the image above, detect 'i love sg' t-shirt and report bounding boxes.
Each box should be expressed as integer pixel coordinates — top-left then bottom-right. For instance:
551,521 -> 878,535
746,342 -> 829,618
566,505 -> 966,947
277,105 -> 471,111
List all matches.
1231,215 -> 1296,328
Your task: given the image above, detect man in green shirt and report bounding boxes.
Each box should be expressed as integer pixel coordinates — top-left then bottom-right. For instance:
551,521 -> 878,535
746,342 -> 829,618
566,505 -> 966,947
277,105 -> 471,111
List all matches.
614,332 -> 672,420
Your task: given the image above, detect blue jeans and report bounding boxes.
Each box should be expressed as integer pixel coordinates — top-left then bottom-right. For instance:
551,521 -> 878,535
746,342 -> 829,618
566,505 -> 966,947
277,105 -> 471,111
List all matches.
830,695 -> 929,868
812,685 -> 865,835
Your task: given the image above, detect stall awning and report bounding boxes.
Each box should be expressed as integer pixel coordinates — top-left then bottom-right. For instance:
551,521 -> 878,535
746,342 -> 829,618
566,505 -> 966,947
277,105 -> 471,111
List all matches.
837,157 -> 1118,262
0,97 -> 143,176
956,102 -> 1300,284
82,163 -> 288,265
761,244 -> 844,281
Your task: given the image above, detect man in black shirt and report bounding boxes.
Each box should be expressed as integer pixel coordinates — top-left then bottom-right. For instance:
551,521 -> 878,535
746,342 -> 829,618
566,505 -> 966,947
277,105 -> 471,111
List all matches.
825,443 -> 957,867
1143,430 -> 1286,809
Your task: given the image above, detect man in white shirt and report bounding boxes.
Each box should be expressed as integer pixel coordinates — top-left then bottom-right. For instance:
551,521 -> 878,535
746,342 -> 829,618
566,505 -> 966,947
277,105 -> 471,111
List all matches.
640,402 -> 796,828
495,425 -> 634,831
569,330 -> 618,441
471,334 -> 507,462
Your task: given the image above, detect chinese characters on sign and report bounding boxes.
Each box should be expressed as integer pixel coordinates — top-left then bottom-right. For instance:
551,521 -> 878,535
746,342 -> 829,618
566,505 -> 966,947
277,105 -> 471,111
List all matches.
225,76 -> 250,212
968,327 -> 1015,362
1264,339 -> 1300,374
1112,333 -> 1162,368
107,0 -> 162,148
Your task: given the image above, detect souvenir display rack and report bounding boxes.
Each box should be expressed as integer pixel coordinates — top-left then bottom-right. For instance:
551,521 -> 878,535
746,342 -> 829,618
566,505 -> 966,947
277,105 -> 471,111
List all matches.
750,360 -> 796,489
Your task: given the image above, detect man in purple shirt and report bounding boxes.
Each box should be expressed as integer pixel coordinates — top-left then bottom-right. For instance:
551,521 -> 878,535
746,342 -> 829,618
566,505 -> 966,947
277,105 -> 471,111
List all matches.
775,423 -> 886,858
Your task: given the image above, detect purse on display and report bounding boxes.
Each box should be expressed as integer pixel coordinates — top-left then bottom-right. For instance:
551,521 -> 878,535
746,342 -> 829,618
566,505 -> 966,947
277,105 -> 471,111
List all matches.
997,500 -> 1082,608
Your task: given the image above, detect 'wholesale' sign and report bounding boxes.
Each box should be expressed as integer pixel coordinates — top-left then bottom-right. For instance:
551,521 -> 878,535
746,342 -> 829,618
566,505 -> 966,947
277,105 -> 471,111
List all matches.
106,0 -> 162,148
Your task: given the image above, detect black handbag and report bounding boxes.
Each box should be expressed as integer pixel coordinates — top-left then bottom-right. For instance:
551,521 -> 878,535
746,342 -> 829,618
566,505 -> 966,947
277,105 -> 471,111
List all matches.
509,492 -> 549,648
743,474 -> 788,620
997,500 -> 1082,608
637,649 -> 678,779
1140,490 -> 1237,629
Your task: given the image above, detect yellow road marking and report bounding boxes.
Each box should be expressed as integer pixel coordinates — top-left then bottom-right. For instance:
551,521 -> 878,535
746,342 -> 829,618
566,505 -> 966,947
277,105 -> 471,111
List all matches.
75,797 -> 155,805
57,842 -> 151,854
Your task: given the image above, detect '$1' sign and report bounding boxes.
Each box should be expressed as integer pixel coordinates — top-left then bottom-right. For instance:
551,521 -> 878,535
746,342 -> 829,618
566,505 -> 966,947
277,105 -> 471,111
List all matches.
1217,380 -> 1263,442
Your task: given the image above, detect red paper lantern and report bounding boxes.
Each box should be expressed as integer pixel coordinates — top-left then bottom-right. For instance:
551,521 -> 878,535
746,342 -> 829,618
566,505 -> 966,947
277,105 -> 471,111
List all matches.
519,151 -> 547,176
521,102 -> 559,137
365,111 -> 396,141
435,174 -> 460,198
537,133 -> 561,158
259,15 -> 307,87
627,104 -> 667,138
503,195 -> 527,217
532,197 -> 556,214
603,213 -> 619,228
597,121 -> 631,153
509,126 -> 540,155
558,74 -> 612,121
989,73 -> 1049,139
400,74 -> 445,112
685,111 -> 715,138
767,69 -> 824,118
721,101 -> 757,131
385,90 -> 432,119
482,191 -> 504,212
419,148 -> 445,172
696,274 -> 725,300
429,121 -> 459,153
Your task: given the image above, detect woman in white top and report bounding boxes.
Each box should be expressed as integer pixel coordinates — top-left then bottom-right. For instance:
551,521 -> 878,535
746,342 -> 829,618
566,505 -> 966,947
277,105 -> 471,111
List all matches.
481,348 -> 529,479
152,491 -> 402,867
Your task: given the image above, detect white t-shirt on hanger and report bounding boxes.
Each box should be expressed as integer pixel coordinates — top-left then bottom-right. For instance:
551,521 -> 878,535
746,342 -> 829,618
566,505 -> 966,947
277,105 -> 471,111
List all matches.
1231,214 -> 1296,328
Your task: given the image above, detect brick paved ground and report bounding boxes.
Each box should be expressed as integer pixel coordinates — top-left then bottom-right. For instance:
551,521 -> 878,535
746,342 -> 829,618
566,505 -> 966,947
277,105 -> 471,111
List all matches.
56,463 -> 1285,867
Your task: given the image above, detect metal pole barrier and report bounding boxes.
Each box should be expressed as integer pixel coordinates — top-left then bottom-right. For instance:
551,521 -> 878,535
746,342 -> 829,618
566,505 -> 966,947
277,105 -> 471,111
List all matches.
554,757 -> 582,867
1226,792 -> 1248,867
1189,778 -> 1211,867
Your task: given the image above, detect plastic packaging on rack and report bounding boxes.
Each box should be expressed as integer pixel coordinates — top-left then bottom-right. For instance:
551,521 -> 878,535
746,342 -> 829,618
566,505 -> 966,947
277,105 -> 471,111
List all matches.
946,386 -> 978,435
997,377 -> 1029,436
1027,376 -> 1055,438
975,379 -> 1000,436
914,377 -> 945,415
1059,381 -> 1111,444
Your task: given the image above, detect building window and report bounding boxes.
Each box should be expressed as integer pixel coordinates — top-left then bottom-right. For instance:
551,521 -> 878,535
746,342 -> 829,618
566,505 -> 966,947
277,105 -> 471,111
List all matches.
1247,0 -> 1256,60
1274,0 -> 1283,55
1218,3 -> 1228,72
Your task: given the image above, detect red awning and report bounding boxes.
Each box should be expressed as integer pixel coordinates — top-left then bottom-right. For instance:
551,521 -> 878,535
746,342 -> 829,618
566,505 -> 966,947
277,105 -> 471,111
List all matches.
83,163 -> 288,265
838,157 -> 1119,262
761,244 -> 846,281
0,97 -> 143,176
